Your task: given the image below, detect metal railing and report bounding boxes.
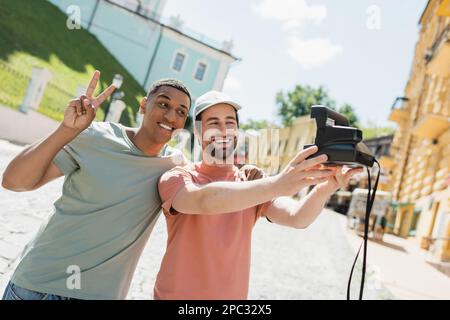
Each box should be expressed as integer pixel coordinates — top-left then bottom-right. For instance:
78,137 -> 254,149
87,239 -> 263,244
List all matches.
104,0 -> 231,55
425,25 -> 450,63
0,61 -> 75,121
40,80 -> 76,121
390,96 -> 409,110
0,61 -> 31,110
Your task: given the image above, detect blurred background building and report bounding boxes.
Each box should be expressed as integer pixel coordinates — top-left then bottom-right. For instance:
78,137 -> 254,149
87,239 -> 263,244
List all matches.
385,0 -> 449,262
246,0 -> 450,266
0,0 -> 239,144
49,0 -> 239,102
247,115 -> 316,176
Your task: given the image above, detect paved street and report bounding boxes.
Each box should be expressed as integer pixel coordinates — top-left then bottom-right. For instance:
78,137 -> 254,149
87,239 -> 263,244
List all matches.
1,139 -> 447,300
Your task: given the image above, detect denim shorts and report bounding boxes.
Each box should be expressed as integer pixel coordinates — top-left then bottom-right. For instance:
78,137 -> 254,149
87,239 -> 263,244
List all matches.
2,281 -> 79,300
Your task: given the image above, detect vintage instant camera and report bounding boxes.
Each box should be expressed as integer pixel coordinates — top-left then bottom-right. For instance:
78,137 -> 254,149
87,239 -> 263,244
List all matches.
303,105 -> 375,167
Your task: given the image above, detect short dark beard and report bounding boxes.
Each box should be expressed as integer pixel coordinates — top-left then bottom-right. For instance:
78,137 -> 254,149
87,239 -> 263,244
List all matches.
205,136 -> 238,165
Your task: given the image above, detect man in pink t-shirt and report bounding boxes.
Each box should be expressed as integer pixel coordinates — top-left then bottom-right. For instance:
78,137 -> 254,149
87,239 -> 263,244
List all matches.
154,91 -> 363,300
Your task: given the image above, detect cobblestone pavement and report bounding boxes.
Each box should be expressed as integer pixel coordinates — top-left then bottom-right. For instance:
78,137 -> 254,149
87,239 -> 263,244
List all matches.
0,140 -> 392,300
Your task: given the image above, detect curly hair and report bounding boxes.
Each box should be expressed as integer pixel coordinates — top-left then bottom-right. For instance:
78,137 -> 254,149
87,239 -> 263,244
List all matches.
147,78 -> 191,106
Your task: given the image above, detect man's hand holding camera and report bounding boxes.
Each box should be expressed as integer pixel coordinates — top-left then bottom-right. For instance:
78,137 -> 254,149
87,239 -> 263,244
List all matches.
245,145 -> 363,196
271,145 -> 335,196
314,165 -> 363,195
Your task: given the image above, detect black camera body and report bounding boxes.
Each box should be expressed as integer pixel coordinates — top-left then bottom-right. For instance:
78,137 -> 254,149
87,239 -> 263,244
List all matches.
303,105 -> 375,167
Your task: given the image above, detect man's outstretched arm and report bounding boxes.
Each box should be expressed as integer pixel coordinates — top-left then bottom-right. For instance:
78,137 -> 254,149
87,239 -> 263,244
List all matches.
167,146 -> 333,215
2,127 -> 75,191
1,71 -> 115,191
264,166 -> 363,229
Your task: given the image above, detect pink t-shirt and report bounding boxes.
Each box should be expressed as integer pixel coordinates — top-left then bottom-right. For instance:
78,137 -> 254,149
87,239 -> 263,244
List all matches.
154,162 -> 270,300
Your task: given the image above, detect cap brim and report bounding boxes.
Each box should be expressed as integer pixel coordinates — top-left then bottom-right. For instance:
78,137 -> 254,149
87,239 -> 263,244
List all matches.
195,100 -> 242,117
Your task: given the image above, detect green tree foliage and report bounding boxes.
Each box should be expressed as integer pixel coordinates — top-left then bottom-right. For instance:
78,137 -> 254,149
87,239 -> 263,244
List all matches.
276,85 -> 360,127
361,120 -> 395,139
240,119 -> 277,131
337,103 -> 359,127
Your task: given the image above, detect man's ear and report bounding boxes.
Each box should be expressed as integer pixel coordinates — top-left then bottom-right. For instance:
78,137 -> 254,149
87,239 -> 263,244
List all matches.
139,97 -> 148,114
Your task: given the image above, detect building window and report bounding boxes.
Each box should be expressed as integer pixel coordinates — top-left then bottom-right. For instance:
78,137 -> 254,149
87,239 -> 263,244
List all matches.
194,62 -> 207,81
172,52 -> 185,72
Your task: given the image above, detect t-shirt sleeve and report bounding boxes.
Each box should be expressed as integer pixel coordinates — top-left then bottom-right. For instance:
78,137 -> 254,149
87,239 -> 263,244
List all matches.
52,125 -> 94,176
158,167 -> 194,216
53,146 -> 79,176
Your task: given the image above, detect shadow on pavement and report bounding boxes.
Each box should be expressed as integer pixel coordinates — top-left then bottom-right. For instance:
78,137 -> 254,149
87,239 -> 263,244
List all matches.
369,238 -> 407,253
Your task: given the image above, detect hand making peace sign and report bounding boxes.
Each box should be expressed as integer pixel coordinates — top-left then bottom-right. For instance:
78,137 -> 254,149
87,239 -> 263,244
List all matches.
62,70 -> 116,132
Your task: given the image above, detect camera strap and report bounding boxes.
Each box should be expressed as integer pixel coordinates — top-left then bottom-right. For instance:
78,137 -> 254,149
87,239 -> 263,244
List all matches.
346,159 -> 380,300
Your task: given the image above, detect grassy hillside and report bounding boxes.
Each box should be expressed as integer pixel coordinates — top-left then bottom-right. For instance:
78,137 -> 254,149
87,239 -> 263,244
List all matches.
0,0 -> 146,126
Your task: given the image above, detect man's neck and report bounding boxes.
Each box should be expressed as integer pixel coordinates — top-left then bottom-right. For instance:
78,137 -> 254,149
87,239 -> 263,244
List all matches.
126,128 -> 164,157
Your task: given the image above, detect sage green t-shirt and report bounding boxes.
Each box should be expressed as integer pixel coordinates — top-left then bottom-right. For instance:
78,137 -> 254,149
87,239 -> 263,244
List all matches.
11,121 -> 185,300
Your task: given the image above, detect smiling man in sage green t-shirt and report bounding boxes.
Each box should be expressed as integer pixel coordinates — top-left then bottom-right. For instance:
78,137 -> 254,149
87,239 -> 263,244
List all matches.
1,72 -> 193,300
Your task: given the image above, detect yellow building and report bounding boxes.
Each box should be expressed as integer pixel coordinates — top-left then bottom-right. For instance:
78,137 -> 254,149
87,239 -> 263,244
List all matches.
248,115 -> 316,175
386,0 -> 450,261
